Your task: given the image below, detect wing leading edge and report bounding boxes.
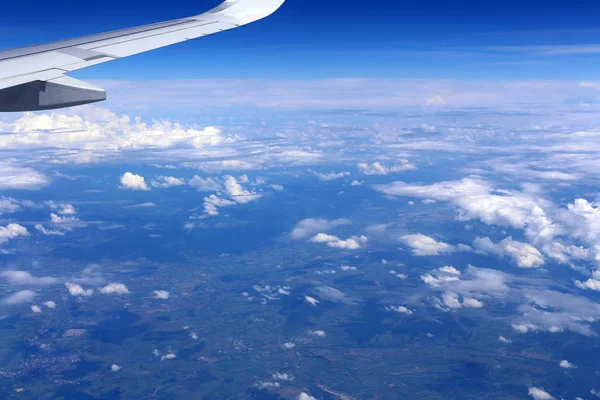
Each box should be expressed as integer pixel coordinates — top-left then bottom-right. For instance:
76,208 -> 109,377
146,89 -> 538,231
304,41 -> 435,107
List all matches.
0,0 -> 285,112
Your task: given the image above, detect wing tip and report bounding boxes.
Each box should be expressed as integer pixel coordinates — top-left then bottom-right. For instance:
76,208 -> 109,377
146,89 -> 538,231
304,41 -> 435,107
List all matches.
204,0 -> 285,24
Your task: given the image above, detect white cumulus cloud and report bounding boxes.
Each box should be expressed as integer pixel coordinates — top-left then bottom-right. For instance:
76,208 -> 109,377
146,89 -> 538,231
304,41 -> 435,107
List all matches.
65,282 -> 93,297
400,234 -> 456,256
100,283 -> 130,295
153,290 -> 169,299
528,387 -> 554,400
291,218 -> 351,239
311,233 -> 368,249
0,223 -> 28,245
120,172 -> 150,191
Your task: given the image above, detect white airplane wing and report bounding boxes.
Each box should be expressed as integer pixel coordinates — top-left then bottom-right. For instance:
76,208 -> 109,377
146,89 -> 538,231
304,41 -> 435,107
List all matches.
0,0 -> 285,112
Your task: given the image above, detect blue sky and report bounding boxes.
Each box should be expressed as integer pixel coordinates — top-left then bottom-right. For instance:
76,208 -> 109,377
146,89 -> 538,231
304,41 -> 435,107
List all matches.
3,0 -> 600,80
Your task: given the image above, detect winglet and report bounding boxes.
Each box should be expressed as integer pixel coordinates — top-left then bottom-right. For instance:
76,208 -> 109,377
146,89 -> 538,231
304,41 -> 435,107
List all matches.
202,0 -> 285,25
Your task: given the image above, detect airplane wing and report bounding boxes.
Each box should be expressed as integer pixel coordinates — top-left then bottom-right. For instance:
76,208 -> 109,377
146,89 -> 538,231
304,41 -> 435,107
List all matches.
0,0 -> 285,112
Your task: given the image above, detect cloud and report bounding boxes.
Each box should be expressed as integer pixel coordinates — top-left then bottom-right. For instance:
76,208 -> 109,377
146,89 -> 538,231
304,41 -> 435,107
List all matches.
35,224 -> 65,236
120,172 -> 150,191
111,364 -> 121,372
559,360 -> 576,369
0,270 -> 57,286
100,283 -> 130,295
50,213 -> 80,224
425,95 -> 447,106
46,201 -> 77,215
400,234 -> 457,256
498,336 -> 511,344
0,197 -> 20,215
305,296 -> 319,306
161,353 -> 176,361
0,162 -> 49,190
153,290 -> 169,299
151,176 -> 185,188
30,304 -> 42,313
313,285 -> 354,304
308,329 -> 326,337
272,372 -> 293,381
310,170 -> 350,181
223,175 -> 261,204
65,282 -> 93,297
357,161 -> 416,175
256,381 -> 280,389
3,290 -> 36,305
290,218 -> 351,239
513,289 -> 600,336
421,273 -> 460,287
202,194 -> 235,216
311,233 -> 368,249
384,305 -> 413,314
528,387 -> 554,400
282,342 -> 296,349
434,291 -> 484,310
0,223 -> 28,244
297,394 -> 318,400
474,237 -> 545,268
438,266 -> 461,275
575,270 -> 600,291
188,175 -> 222,192
43,301 -> 57,309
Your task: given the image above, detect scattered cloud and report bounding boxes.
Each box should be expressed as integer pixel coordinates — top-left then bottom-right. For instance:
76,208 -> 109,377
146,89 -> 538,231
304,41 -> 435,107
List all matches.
384,305 -> 413,314
100,283 -> 130,295
310,170 -> 350,181
189,175 -> 222,192
559,360 -> 576,369
401,234 -> 458,256
151,176 -> 185,188
297,393 -> 318,400
433,291 -> 484,310
153,290 -> 169,299
3,290 -> 36,305
0,224 -> 28,245
290,218 -> 351,239
120,172 -> 150,191
305,296 -> 319,306
425,95 -> 447,106
311,233 -> 368,249
528,387 -> 554,400
474,237 -> 545,268
43,301 -> 57,309
0,270 -> 57,286
357,161 -> 415,175
0,162 -> 49,190
575,270 -> 600,291
272,372 -> 293,381
161,353 -> 176,361
65,282 -> 93,297
35,224 -> 65,236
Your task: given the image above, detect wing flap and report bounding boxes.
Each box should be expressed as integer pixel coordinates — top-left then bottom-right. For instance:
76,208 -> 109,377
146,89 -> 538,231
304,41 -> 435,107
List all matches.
0,76 -> 105,112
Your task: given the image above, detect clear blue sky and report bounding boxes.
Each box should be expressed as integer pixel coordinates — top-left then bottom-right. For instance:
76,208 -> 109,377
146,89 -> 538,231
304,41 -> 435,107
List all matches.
2,0 -> 600,81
